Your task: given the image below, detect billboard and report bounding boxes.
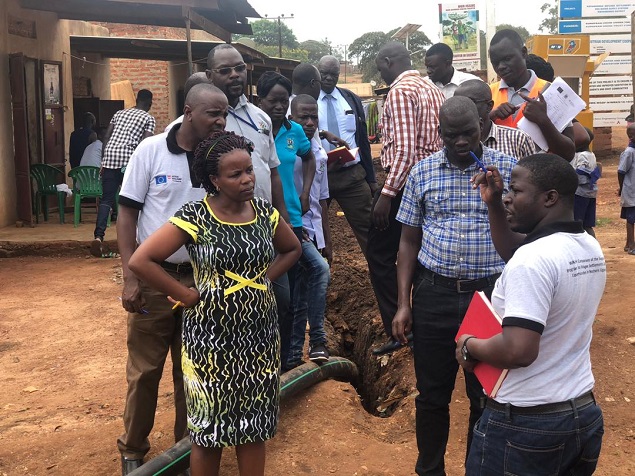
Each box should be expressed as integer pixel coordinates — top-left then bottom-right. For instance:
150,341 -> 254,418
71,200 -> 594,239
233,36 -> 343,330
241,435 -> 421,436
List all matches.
438,3 -> 479,69
590,34 -> 631,54
592,55 -> 632,75
560,0 -> 635,18
558,18 -> 631,33
590,76 -> 633,96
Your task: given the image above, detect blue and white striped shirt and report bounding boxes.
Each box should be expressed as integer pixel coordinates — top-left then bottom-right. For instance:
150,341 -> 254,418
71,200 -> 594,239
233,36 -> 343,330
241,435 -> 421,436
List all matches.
397,146 -> 517,279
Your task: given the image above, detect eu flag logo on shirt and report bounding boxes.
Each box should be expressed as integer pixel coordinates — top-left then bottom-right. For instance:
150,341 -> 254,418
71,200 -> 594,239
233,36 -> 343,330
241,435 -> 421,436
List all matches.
155,175 -> 168,185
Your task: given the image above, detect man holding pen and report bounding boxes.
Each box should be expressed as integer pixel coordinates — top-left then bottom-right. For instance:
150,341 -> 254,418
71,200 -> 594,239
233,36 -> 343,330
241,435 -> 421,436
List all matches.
392,96 -> 517,475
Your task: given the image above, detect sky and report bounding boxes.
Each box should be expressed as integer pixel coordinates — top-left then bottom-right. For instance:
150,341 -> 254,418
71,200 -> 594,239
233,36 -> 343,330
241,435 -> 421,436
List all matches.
245,0 -> 551,48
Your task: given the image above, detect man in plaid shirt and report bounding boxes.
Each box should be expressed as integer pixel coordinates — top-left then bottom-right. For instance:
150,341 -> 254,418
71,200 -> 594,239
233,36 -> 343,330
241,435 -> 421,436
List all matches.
369,41 -> 444,355
392,96 -> 517,475
91,89 -> 155,257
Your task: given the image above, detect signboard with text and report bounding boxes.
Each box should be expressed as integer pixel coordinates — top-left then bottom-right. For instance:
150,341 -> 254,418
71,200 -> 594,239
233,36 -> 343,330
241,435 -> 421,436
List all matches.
589,97 -> 633,112
594,112 -> 630,127
559,18 -> 631,33
560,0 -> 635,18
592,56 -> 632,75
590,34 -> 631,54
590,76 -> 633,96
438,3 -> 479,69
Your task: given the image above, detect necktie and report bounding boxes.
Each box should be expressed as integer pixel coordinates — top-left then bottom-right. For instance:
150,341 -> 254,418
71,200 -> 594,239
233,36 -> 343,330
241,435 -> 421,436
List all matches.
325,94 -> 340,150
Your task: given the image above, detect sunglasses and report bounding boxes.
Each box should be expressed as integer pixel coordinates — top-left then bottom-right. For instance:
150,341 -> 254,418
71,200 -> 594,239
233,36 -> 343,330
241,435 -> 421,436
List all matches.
210,63 -> 247,75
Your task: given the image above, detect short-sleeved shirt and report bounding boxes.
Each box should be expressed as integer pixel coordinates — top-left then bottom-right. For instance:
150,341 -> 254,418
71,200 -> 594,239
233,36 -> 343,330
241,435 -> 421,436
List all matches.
492,222 -> 606,406
118,124 -> 206,264
274,119 -> 311,228
618,146 -> 635,207
571,150 -> 599,198
294,137 -> 329,249
484,121 -> 537,160
396,146 -> 517,279
225,95 -> 280,203
102,107 -> 155,170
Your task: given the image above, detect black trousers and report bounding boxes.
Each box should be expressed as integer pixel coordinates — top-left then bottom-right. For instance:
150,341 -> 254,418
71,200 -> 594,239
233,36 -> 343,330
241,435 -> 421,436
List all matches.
367,190 -> 403,337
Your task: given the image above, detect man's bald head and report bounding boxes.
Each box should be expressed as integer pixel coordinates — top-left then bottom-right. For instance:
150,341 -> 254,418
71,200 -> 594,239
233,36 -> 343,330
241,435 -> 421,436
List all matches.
439,96 -> 480,127
375,41 -> 412,85
318,55 -> 339,70
183,72 -> 211,99
185,83 -> 225,108
317,55 -> 341,94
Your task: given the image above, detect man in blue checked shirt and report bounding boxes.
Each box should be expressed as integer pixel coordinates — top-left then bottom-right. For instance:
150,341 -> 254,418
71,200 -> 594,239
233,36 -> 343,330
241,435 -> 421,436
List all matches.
392,96 -> 517,476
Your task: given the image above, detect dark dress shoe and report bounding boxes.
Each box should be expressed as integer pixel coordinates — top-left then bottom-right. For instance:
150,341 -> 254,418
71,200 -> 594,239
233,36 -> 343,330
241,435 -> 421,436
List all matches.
372,333 -> 414,356
121,456 -> 143,475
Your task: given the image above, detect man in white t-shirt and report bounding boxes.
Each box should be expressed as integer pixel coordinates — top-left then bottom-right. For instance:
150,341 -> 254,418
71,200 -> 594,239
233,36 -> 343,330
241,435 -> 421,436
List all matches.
457,153 -> 605,475
424,42 -> 481,99
115,84 -> 228,475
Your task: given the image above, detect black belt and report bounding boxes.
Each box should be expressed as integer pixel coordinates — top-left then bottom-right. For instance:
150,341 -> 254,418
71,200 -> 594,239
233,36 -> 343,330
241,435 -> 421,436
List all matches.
420,266 -> 500,293
161,261 -> 193,274
486,391 -> 596,416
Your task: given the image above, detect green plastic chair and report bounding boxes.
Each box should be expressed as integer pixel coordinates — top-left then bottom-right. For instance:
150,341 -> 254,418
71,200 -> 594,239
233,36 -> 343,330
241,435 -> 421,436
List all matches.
67,166 -> 102,227
30,164 -> 66,224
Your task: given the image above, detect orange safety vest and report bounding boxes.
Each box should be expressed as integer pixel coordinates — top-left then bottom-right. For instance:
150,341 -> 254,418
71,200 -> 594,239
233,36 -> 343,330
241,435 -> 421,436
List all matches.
490,78 -> 548,128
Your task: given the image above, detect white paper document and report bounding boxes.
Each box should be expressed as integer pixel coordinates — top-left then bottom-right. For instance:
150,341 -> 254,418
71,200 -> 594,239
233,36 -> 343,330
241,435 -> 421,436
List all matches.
517,77 -> 587,151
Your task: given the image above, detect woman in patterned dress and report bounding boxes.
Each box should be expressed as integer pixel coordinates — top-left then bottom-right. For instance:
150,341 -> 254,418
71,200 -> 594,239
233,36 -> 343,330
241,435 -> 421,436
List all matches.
128,131 -> 301,476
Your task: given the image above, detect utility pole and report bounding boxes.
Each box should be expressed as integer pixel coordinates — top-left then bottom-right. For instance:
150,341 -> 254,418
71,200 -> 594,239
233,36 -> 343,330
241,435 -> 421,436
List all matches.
265,13 -> 294,58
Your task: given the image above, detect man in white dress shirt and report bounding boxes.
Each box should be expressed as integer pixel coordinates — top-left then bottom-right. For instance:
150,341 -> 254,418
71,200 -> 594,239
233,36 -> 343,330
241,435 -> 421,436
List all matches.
424,42 -> 481,99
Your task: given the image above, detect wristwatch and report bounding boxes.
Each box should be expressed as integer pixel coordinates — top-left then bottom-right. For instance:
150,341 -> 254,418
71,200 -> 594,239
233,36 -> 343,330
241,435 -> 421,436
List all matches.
461,336 -> 477,362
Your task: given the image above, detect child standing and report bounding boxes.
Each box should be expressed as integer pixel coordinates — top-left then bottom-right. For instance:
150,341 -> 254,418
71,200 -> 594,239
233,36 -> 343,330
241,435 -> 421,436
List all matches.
287,94 -> 332,368
618,124 -> 635,253
571,127 -> 601,237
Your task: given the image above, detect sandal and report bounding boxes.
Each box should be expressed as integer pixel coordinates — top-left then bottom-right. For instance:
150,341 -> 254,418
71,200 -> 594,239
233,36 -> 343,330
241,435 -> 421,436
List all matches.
628,249 -> 635,255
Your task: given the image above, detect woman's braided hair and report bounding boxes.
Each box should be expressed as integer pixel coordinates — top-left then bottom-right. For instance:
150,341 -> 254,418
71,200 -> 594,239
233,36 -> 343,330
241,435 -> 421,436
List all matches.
193,131 -> 254,194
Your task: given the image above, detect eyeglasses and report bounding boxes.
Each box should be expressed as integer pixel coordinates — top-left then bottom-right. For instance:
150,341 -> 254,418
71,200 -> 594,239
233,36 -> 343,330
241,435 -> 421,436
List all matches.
210,63 -> 247,75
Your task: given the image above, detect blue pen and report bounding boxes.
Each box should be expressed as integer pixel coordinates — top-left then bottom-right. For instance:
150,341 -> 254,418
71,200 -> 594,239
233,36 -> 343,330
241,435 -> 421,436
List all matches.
470,151 -> 487,173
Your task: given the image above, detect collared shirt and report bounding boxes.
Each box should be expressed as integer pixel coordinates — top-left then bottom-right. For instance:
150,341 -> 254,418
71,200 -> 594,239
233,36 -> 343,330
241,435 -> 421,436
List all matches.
497,69 -> 541,118
380,71 -> 444,197
274,119 -> 311,228
484,121 -> 537,159
318,88 -> 360,167
225,95 -> 280,203
102,107 -> 156,169
396,146 -> 517,279
434,68 -> 481,99
119,123 -> 206,264
294,137 -> 329,249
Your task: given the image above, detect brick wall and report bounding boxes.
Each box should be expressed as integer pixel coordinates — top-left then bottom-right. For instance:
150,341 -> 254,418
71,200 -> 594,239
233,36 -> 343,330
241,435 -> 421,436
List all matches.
102,23 -> 215,132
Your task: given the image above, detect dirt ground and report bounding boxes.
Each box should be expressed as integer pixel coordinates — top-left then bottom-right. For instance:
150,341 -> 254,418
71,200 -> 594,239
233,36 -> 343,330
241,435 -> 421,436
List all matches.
1,154 -> 634,476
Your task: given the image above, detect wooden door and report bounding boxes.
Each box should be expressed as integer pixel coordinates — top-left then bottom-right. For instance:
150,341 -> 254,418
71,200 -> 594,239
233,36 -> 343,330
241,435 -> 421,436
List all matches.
9,53 -> 33,226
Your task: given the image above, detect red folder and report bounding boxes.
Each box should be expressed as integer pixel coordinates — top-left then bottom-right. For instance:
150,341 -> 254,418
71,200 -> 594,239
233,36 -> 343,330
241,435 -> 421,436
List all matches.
326,146 -> 358,166
456,291 -> 508,397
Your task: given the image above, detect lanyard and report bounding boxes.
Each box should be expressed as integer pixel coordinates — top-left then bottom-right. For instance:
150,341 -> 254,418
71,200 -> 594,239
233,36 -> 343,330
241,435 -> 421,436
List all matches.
229,108 -> 258,132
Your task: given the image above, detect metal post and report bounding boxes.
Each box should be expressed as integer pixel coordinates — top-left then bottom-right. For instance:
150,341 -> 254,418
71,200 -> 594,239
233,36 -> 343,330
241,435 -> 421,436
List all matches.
486,0 -> 496,82
344,45 -> 348,82
278,17 -> 282,57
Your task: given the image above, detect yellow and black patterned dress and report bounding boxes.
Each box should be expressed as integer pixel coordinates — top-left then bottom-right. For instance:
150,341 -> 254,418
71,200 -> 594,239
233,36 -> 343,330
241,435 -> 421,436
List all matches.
169,197 -> 280,448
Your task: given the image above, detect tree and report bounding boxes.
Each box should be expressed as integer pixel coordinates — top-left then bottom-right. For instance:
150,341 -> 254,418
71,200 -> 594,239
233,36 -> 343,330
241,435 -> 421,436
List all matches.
249,19 -> 298,49
300,40 -> 332,63
349,28 -> 432,83
496,24 -> 531,43
539,1 -> 559,34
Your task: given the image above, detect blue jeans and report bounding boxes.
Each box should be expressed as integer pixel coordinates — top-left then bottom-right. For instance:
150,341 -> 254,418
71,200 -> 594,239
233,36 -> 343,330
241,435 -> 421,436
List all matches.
411,266 -> 495,476
466,400 -> 603,475
287,240 -> 330,366
94,167 -> 124,240
272,273 -> 292,368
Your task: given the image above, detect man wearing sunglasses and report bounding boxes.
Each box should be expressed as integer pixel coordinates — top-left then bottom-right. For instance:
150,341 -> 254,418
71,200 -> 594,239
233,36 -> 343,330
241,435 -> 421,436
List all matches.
454,79 -> 536,160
